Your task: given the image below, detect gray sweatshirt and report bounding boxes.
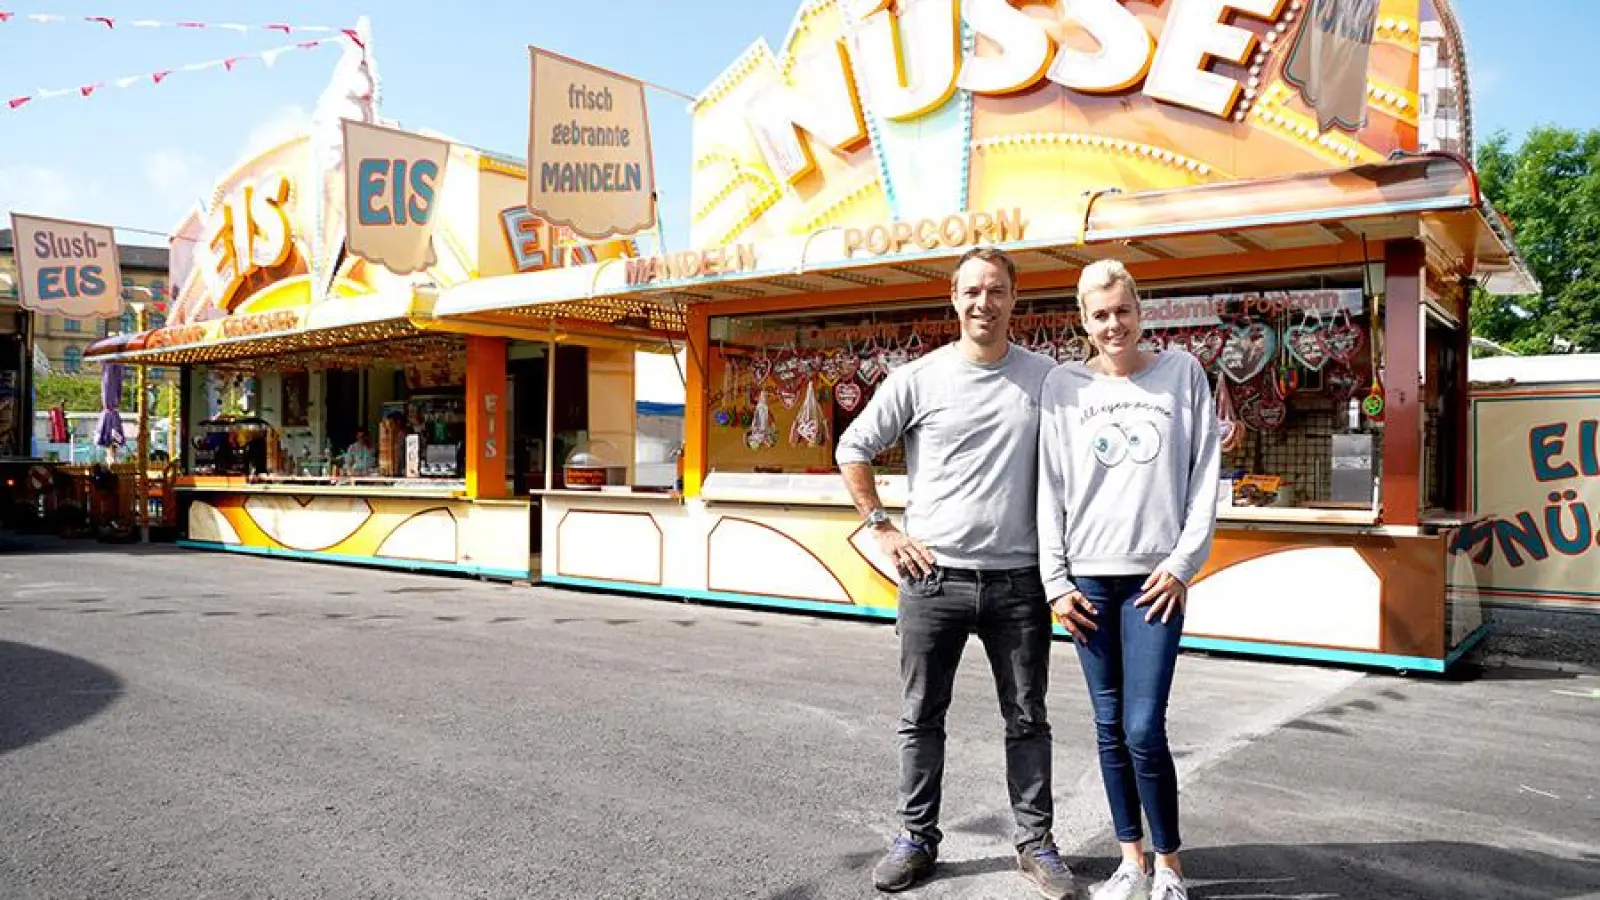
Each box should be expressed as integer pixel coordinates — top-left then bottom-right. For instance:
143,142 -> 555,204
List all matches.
1037,351 -> 1221,599
836,343 -> 1057,570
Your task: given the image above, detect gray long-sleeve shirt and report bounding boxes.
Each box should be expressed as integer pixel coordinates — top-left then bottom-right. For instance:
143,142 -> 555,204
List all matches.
1036,351 -> 1222,599
836,343 -> 1056,570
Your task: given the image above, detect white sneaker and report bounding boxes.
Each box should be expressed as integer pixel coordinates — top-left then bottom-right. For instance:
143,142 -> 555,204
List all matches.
1151,867 -> 1189,900
1093,860 -> 1150,900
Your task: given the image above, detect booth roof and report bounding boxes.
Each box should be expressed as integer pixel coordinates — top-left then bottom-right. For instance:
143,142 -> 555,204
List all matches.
1470,354 -> 1600,387
430,153 -> 1535,323
83,286 -> 437,367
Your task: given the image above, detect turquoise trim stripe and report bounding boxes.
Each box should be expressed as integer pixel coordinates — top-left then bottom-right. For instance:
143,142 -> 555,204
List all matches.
177,540 -> 529,581
1179,636 -> 1461,673
1446,624 -> 1492,668
541,577 -> 1490,673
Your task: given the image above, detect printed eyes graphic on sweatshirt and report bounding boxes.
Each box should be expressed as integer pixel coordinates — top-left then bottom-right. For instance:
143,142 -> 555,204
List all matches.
1080,400 -> 1173,467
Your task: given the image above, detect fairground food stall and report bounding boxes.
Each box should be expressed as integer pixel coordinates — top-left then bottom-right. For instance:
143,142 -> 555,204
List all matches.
434,0 -> 1534,672
85,122 -> 655,580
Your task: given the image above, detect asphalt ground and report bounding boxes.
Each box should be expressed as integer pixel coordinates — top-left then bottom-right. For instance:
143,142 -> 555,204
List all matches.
2,535 -> 1596,899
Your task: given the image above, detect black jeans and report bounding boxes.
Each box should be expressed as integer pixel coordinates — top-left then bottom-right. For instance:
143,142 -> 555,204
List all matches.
896,565 -> 1055,851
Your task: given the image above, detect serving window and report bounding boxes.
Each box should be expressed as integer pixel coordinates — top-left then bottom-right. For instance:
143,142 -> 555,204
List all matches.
703,267 -> 1404,516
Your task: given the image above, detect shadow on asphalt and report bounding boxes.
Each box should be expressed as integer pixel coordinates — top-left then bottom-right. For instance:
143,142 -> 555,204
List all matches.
0,532 -> 185,558
1165,842 -> 1600,900
1449,662 -> 1590,683
0,640 -> 124,756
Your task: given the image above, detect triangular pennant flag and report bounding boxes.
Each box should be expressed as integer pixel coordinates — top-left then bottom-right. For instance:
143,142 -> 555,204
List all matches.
340,28 -> 364,48
223,56 -> 245,72
264,22 -> 293,33
38,87 -> 74,99
115,75 -> 141,89
26,12 -> 62,22
260,47 -> 291,67
182,59 -> 222,72
177,21 -> 205,29
151,70 -> 172,84
296,40 -> 322,50
129,19 -> 161,27
217,23 -> 248,34
85,15 -> 114,28
1,12 -> 19,24
80,82 -> 103,97
7,95 -> 31,109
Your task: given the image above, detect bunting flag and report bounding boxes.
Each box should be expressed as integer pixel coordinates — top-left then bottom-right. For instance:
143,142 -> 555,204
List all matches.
0,11 -> 361,43
4,36 -> 347,111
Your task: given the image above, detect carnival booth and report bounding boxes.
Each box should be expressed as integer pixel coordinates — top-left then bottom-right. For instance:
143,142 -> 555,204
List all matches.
85,109 -> 654,579
430,0 -> 1534,671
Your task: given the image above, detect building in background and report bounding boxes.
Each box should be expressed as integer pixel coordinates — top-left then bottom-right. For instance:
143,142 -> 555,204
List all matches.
0,230 -> 178,456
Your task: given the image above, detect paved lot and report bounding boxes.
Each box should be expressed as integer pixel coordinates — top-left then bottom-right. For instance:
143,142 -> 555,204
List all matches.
2,536 -> 1596,899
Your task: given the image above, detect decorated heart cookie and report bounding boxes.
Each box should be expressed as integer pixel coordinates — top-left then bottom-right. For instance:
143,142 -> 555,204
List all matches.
1220,322 -> 1278,383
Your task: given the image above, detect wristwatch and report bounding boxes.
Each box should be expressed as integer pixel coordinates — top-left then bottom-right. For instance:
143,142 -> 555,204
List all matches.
864,508 -> 891,529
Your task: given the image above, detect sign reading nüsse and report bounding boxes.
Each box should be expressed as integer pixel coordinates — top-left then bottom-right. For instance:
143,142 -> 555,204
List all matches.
527,46 -> 656,240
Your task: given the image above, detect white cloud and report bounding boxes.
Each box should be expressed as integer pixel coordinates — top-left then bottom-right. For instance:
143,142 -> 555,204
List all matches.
242,104 -> 312,157
143,150 -> 209,195
0,164 -> 105,223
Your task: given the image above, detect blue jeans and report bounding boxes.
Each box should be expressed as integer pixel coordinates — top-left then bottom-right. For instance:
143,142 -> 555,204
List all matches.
1073,574 -> 1184,854
896,565 -> 1055,851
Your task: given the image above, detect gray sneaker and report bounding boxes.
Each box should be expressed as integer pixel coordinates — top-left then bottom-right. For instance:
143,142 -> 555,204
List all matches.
872,836 -> 936,892
1151,867 -> 1188,900
1093,860 -> 1151,900
1017,842 -> 1081,899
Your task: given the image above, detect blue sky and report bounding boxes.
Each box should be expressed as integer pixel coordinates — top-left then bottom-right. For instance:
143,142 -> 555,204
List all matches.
1,0 -> 1595,251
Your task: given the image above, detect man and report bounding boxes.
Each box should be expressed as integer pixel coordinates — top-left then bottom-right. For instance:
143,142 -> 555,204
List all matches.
836,247 -> 1078,898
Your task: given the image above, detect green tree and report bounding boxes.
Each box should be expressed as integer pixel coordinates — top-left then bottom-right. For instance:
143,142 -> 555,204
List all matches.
1472,126 -> 1600,354
35,372 -> 175,417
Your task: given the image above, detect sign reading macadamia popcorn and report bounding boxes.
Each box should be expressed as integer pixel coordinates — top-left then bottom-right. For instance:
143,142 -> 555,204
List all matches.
527,46 -> 656,240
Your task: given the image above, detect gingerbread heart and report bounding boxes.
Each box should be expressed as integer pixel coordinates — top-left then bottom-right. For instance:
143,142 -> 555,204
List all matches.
1220,322 -> 1278,384
1322,323 -> 1364,365
749,355 -> 774,387
835,380 -> 864,412
1324,362 -> 1361,402
835,350 -> 860,383
773,350 -> 808,389
1057,336 -> 1091,363
1255,391 -> 1289,429
857,346 -> 885,384
777,385 -> 802,409
1285,323 -> 1330,371
1177,329 -> 1219,369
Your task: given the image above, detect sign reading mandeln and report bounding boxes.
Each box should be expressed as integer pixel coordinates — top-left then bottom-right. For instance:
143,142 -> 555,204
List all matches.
527,46 -> 656,240
342,120 -> 452,274
8,213 -> 123,319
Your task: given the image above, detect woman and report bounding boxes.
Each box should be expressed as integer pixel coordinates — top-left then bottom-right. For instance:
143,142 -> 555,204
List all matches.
1037,260 -> 1221,900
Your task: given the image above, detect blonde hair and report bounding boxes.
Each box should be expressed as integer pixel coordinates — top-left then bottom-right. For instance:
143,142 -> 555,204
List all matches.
1076,259 -> 1137,309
